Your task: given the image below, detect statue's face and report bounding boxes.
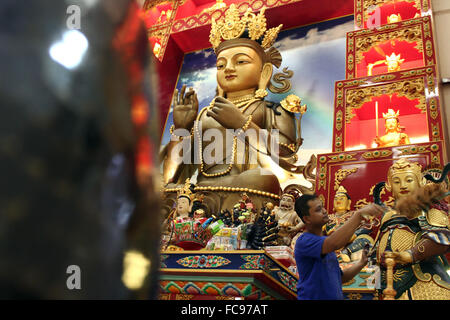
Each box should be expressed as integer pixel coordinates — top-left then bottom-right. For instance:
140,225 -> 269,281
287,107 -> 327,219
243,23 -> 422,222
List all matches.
216,46 -> 263,93
176,197 -> 191,217
385,118 -> 398,132
387,59 -> 400,72
280,195 -> 294,211
333,193 -> 350,212
389,172 -> 421,199
387,14 -> 401,23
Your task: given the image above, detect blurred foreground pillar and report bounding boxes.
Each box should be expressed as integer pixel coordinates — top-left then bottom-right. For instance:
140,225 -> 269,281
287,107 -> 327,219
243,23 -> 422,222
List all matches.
0,0 -> 161,299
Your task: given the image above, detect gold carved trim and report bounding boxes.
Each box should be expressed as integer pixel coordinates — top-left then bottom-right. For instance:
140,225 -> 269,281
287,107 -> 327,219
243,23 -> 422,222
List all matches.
431,123 -> 440,141
398,145 -> 431,154
318,165 -> 327,191
336,110 -> 343,131
170,0 -> 302,33
328,153 -> 358,163
362,150 -> 393,159
354,24 -> 423,66
429,98 -> 438,119
354,198 -> 369,210
400,68 -> 427,78
334,133 -> 343,151
334,168 -> 358,191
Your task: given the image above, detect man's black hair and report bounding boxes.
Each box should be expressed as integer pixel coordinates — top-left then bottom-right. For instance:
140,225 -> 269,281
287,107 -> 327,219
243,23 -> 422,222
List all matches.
295,194 -> 318,223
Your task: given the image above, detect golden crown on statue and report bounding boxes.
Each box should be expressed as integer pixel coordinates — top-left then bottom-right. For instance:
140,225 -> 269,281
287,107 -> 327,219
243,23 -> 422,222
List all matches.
388,158 -> 423,181
177,178 -> 195,201
382,108 -> 400,120
336,185 -> 349,195
385,52 -> 405,64
209,4 -> 283,50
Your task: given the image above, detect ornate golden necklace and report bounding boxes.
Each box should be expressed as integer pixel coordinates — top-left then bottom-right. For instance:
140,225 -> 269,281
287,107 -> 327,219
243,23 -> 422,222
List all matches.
228,93 -> 255,105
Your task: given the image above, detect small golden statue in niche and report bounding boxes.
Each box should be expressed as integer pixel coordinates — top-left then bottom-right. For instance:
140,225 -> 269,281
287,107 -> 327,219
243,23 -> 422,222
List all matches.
367,52 -> 405,76
387,13 -> 402,24
374,108 -> 410,148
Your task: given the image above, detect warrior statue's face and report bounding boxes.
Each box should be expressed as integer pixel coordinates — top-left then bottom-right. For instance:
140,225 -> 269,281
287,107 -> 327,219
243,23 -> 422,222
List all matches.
216,46 -> 263,94
389,171 -> 421,199
176,197 -> 191,217
333,193 -> 350,213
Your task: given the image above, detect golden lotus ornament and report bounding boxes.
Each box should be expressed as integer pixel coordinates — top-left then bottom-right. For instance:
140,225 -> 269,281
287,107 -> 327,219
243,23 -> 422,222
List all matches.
280,94 -> 307,114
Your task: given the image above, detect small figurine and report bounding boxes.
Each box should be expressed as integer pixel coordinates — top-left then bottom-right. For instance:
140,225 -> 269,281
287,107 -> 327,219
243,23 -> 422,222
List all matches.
162,179 -> 197,233
367,52 -> 405,76
174,179 -> 195,221
329,186 -> 353,228
323,186 -> 354,262
272,191 -> 304,246
374,108 -> 410,148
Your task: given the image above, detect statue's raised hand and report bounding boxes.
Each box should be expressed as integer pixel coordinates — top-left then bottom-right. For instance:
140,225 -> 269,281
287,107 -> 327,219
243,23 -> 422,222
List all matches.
172,85 -> 198,131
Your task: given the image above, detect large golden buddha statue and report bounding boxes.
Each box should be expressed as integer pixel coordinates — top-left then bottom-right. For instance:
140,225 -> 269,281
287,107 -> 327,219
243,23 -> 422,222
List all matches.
376,159 -> 450,299
374,108 -> 410,148
161,5 -> 309,213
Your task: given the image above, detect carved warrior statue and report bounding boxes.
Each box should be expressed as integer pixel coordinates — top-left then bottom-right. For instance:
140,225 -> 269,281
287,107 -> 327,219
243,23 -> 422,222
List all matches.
161,5 -> 315,214
351,159 -> 450,299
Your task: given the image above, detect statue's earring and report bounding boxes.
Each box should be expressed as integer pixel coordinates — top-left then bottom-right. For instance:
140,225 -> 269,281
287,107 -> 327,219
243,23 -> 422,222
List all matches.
255,89 -> 268,99
255,63 -> 272,100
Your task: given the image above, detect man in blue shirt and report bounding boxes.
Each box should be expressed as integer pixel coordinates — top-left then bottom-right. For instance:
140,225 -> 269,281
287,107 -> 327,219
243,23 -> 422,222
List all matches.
294,194 -> 383,300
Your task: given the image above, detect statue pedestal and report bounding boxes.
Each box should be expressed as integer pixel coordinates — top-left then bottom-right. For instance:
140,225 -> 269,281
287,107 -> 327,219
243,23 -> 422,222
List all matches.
159,250 -> 298,300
